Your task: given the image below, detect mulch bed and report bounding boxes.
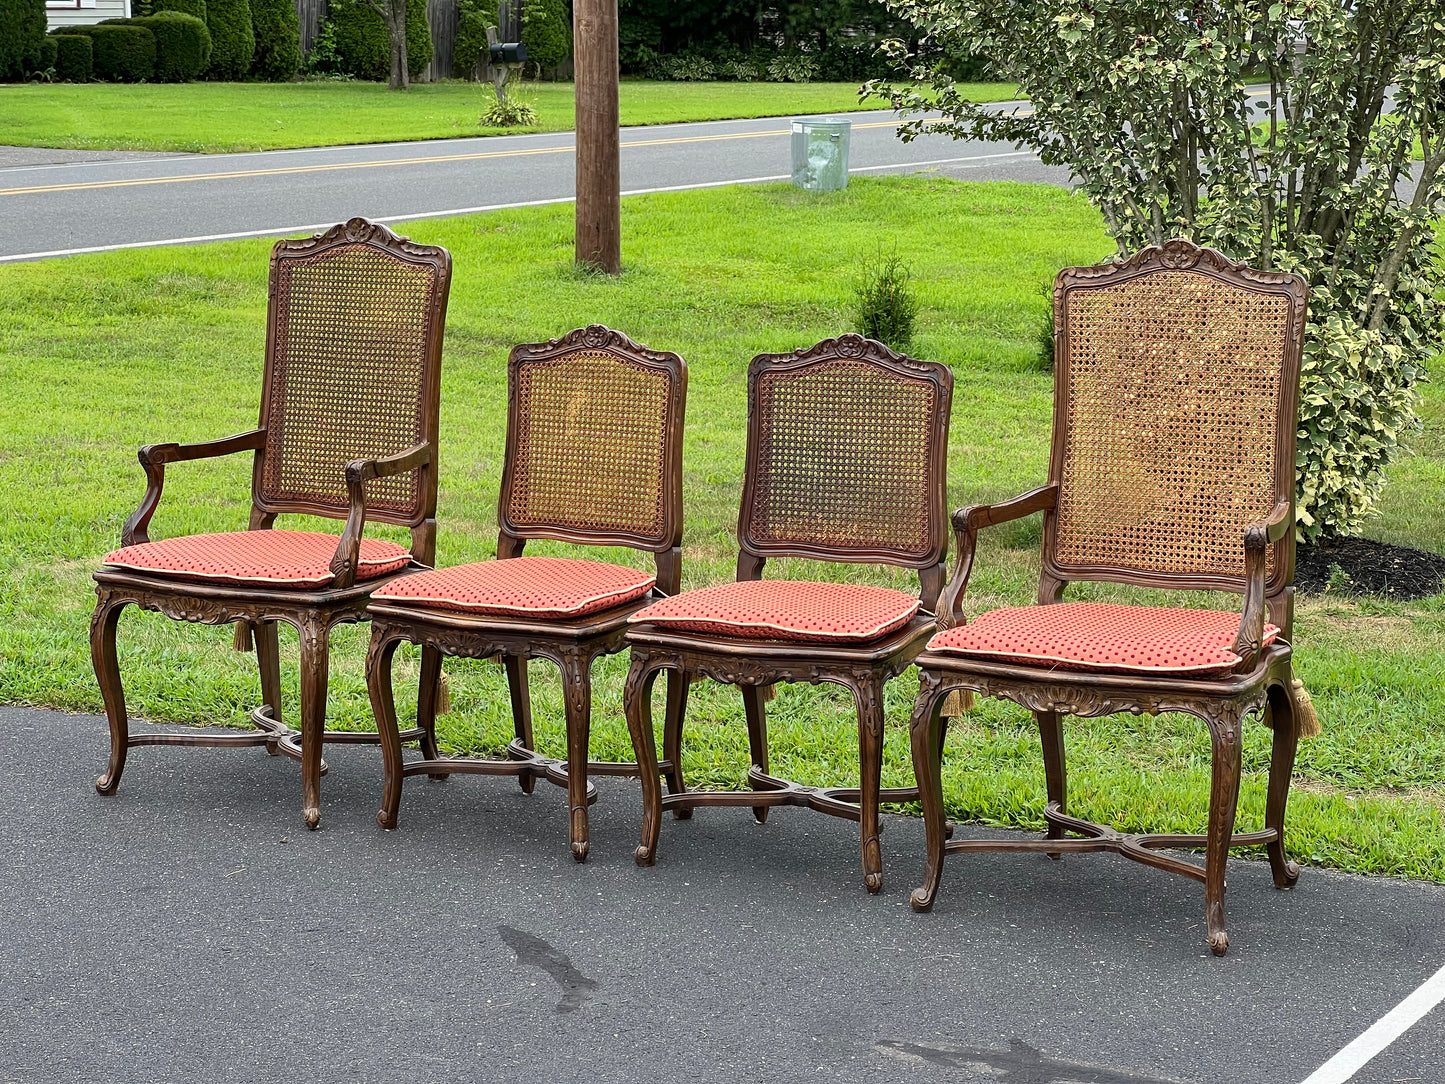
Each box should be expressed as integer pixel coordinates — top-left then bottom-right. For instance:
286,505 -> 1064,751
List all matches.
1295,537 -> 1445,601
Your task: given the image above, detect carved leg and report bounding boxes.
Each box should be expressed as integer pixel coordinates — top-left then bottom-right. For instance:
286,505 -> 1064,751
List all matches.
504,655 -> 535,795
417,644 -> 448,781
662,669 -> 691,818
559,651 -> 593,862
741,683 -> 770,824
367,630 -> 405,831
254,620 -> 283,754
1265,682 -> 1301,889
297,616 -> 330,830
1037,710 -> 1067,857
624,656 -> 663,867
1204,720 -> 1244,956
91,592 -> 131,795
854,675 -> 886,894
909,675 -> 949,913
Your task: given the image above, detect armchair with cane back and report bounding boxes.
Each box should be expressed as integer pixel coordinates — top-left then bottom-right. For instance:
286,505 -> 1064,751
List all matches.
622,334 -> 952,892
90,218 -> 452,830
364,325 -> 689,861
907,239 -> 1314,955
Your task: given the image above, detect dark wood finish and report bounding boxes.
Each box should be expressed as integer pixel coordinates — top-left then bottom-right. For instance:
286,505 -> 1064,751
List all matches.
366,326 -> 688,860
90,218 -> 453,830
573,0 -> 620,274
623,334 -> 954,892
909,240 -> 1309,955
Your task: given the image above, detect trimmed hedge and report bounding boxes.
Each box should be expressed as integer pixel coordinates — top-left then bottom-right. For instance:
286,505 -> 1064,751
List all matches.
249,0 -> 301,81
130,11 -> 211,81
450,0 -> 490,80
329,0 -> 430,82
202,0 -> 253,79
38,35 -> 57,72
53,33 -> 93,82
149,0 -> 208,20
521,0 -> 569,76
86,24 -> 157,82
0,0 -> 46,81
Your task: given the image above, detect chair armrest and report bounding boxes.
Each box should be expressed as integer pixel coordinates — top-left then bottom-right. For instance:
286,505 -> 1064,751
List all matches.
329,442 -> 433,588
1231,498 -> 1292,669
937,483 -> 1058,628
121,429 -> 267,546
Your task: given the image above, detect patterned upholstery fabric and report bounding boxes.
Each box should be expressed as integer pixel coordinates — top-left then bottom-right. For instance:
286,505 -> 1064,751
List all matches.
927,602 -> 1279,674
631,580 -> 920,642
103,530 -> 412,588
371,556 -> 656,618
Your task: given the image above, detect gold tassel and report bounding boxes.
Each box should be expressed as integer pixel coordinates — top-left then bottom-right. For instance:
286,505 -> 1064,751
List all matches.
1290,678 -> 1320,738
760,683 -> 776,704
940,689 -> 975,716
233,621 -> 253,652
436,672 -> 452,716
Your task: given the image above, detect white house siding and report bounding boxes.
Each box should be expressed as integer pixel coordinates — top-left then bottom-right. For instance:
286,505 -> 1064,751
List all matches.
46,0 -> 131,32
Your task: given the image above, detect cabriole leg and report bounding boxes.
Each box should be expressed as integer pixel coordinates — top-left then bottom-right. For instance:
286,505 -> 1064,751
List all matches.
560,652 -> 594,862
909,677 -> 949,912
297,616 -> 330,830
1037,710 -> 1067,857
662,668 -> 691,818
367,630 -> 405,831
417,643 -> 448,780
505,655 -> 535,794
1265,682 -> 1301,889
91,592 -> 131,795
854,675 -> 886,894
1204,720 -> 1244,956
254,620 -> 283,753
741,683 -> 769,824
624,657 -> 663,867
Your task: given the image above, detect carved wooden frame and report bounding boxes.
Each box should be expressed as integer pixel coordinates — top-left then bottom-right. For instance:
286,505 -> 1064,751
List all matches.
89,218 -> 453,831
911,240 -> 1309,955
366,326 -> 689,861
623,335 -> 953,893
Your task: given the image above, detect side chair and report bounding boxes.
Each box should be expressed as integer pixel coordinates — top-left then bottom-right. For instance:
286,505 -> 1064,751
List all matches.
91,218 -> 452,830
623,334 -> 953,892
907,239 -> 1311,955
365,325 -> 689,861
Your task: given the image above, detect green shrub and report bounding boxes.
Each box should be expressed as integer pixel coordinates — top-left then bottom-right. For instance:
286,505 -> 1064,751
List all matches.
854,249 -> 920,351
53,33 -> 93,82
521,0 -> 569,76
202,0 -> 253,78
329,0 -> 429,81
146,0 -> 207,18
128,12 -> 210,80
0,0 -> 46,81
767,50 -> 819,83
655,52 -> 714,81
36,35 -> 57,75
249,0 -> 301,80
450,0 -> 491,80
481,89 -> 537,127
86,24 -> 157,82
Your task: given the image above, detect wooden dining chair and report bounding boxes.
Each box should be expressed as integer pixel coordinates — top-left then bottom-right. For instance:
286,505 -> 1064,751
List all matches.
622,334 -> 953,892
91,218 -> 452,830
907,239 -> 1311,954
365,325 -> 690,861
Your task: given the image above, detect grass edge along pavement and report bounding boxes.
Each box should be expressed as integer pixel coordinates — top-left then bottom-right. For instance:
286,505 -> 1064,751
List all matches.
1,175 -> 1443,885
0,79 -> 1020,154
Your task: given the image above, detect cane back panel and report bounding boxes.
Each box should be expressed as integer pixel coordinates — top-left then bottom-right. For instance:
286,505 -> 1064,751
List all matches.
739,335 -> 952,570
1046,241 -> 1307,592
498,326 -> 687,551
256,219 -> 451,527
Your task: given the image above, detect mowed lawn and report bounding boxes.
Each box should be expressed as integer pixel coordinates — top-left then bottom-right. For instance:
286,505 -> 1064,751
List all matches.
0,79 -> 1018,153
2,176 -> 1443,883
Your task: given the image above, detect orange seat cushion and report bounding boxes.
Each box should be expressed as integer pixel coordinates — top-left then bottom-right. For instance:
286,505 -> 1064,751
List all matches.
103,530 -> 412,588
630,580 -> 920,642
370,556 -> 656,618
926,602 -> 1279,675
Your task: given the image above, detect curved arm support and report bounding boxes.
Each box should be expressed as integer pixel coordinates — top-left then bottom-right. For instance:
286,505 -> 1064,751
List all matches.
1232,498 -> 1292,670
937,483 -> 1058,629
121,429 -> 267,547
330,442 -> 433,589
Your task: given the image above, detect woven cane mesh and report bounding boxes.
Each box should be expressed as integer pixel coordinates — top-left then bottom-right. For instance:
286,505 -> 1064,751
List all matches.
505,350 -> 672,542
1055,270 -> 1288,580
261,244 -> 438,519
747,361 -> 939,559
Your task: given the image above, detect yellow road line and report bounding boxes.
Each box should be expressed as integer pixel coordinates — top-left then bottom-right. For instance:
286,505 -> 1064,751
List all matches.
0,119 -> 907,198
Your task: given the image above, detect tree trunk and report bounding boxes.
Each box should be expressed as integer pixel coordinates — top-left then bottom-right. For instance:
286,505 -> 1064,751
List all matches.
385,0 -> 408,90
573,0 -> 620,273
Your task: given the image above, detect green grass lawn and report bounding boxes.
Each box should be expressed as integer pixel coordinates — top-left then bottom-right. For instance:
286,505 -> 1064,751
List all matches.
2,175 -> 1443,885
0,79 -> 1018,154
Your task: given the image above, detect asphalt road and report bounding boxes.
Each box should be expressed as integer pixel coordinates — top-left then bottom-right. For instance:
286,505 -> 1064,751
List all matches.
0,107 -> 1071,261
1,703 -> 1442,1083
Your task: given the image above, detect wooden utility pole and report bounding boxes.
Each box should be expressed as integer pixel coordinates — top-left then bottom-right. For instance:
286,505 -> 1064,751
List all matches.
573,0 -> 621,274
